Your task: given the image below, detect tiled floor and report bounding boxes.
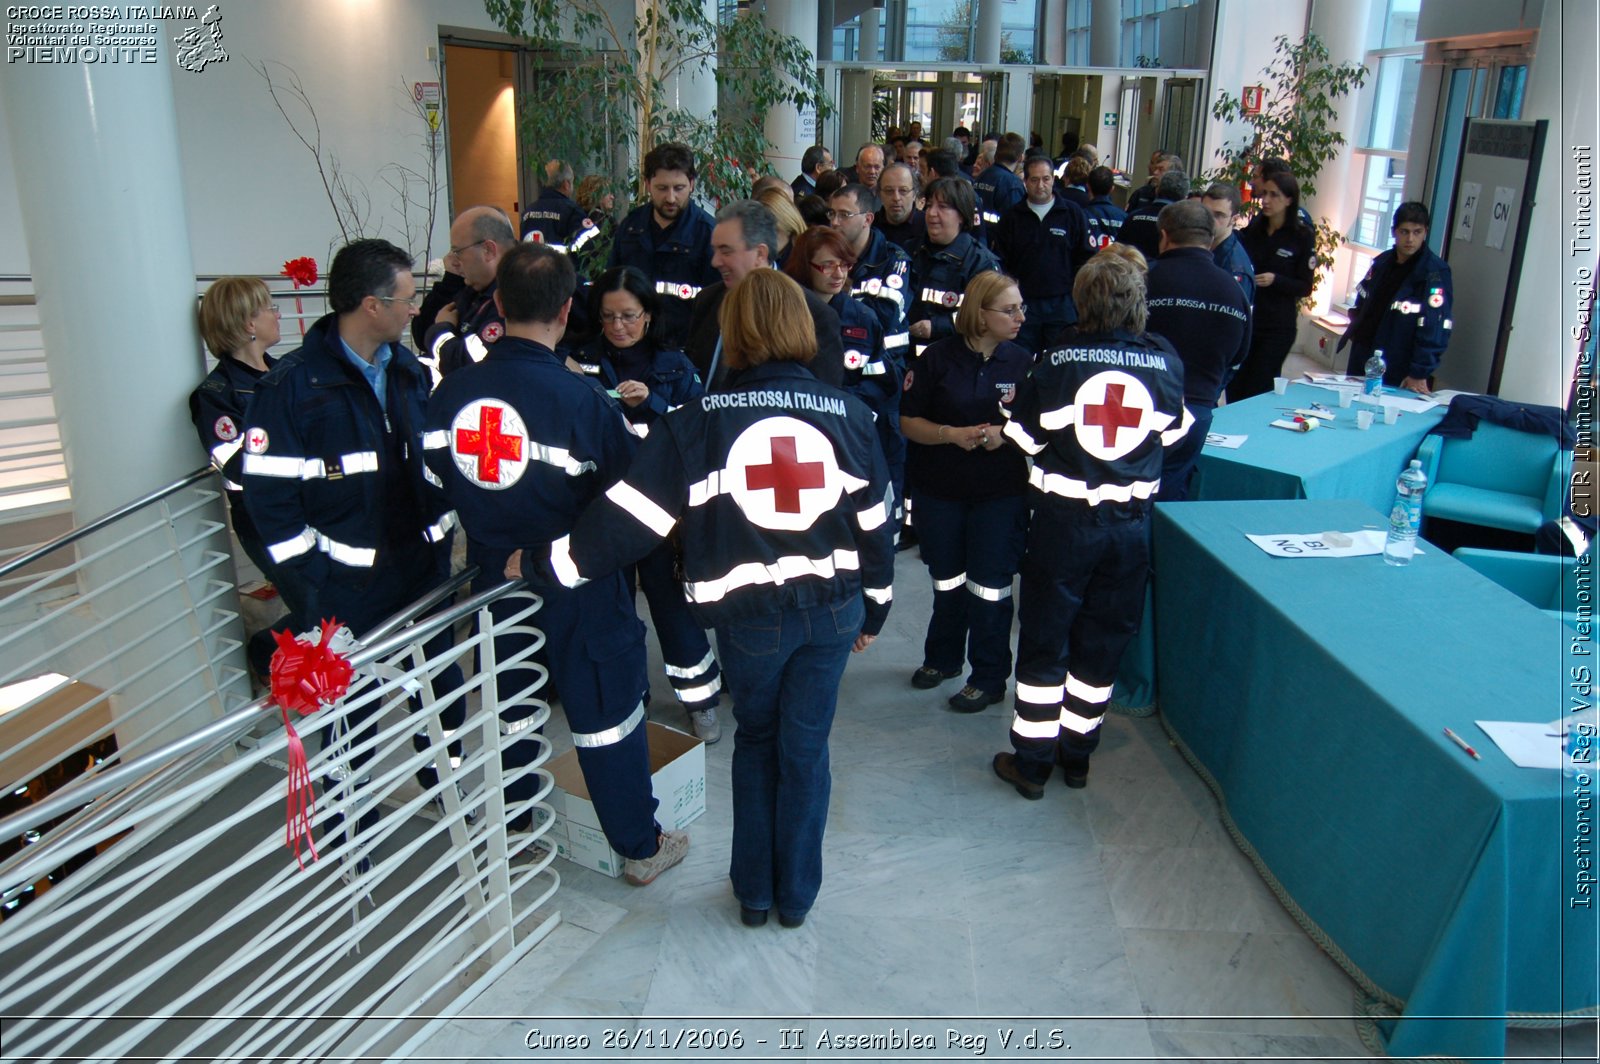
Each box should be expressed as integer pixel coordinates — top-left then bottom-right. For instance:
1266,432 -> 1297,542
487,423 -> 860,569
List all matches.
413,543 -> 1595,1063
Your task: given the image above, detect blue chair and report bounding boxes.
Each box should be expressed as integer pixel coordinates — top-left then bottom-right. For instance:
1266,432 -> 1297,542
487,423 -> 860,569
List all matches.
1414,422 -> 1567,535
1453,547 -> 1582,628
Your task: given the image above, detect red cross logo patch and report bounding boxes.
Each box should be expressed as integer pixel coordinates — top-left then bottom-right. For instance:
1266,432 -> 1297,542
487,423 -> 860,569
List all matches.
244,427 -> 269,454
727,416 -> 847,531
214,415 -> 238,442
843,349 -> 869,371
450,399 -> 529,490
1074,371 -> 1157,460
481,321 -> 504,343
941,290 -> 960,307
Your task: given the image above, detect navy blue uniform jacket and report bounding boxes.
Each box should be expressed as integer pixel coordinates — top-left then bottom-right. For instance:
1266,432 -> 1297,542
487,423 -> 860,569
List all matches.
607,202 -> 719,347
1336,245 -> 1453,381
525,362 -> 896,635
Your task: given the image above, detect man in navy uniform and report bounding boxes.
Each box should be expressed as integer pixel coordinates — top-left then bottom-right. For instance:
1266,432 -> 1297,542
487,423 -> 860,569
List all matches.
423,241 -> 689,886
426,206 -> 516,377
994,249 -> 1191,795
1119,168 -> 1189,262
1200,181 -> 1256,312
873,162 -> 925,254
242,238 -> 461,845
990,155 -> 1093,353
1082,166 -> 1127,251
792,144 -> 834,198
607,142 -> 719,348
1145,200 -> 1251,501
1337,202 -> 1453,394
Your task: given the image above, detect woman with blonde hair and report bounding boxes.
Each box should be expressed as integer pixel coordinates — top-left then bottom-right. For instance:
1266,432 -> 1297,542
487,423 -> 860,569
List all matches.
898,269 -> 1032,712
755,184 -> 807,269
191,276 -> 280,578
511,268 -> 893,929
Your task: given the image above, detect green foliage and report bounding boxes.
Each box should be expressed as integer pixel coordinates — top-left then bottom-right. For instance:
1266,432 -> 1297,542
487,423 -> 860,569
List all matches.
1209,33 -> 1369,305
483,0 -> 832,237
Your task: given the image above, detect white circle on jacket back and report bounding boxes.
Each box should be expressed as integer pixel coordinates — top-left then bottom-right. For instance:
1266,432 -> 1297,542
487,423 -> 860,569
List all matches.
727,415 -> 847,531
1072,370 -> 1160,461
450,398 -> 530,490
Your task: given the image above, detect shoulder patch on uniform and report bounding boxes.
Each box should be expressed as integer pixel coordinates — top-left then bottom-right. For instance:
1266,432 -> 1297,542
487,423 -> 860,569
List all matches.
886,273 -> 903,289
244,427 -> 268,454
214,415 -> 238,442
1308,254 -> 1317,271
581,217 -> 596,229
843,325 -> 869,341
481,321 -> 504,343
1428,289 -> 1444,308
902,369 -> 915,392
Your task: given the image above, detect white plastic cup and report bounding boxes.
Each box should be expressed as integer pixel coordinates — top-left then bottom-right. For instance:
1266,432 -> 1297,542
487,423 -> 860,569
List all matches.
1337,390 -> 1352,408
1273,377 -> 1289,395
1383,405 -> 1399,425
1357,410 -> 1374,430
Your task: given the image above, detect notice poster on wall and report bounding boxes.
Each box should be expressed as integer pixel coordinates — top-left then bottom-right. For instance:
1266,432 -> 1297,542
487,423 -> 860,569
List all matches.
1454,181 -> 1482,243
1485,185 -> 1517,250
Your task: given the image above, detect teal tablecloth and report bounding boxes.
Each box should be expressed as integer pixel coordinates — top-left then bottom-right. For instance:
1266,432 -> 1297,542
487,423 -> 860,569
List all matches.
1112,383 -> 1445,711
1192,381 -> 1446,513
1154,499 -> 1597,1062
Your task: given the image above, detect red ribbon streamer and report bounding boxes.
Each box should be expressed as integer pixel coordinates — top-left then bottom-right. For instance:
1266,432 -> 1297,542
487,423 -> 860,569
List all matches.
269,619 -> 354,869
281,257 -> 318,337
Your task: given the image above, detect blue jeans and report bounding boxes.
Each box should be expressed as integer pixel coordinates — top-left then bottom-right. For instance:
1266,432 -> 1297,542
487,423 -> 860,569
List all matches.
716,596 -> 863,919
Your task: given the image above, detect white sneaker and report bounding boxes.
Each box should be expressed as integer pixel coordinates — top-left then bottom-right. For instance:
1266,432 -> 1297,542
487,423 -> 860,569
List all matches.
624,829 -> 689,886
689,707 -> 722,744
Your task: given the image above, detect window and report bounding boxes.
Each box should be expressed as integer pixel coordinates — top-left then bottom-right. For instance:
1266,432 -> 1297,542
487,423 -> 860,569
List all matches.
1064,0 -> 1091,65
1348,0 -> 1422,251
1120,0 -> 1194,66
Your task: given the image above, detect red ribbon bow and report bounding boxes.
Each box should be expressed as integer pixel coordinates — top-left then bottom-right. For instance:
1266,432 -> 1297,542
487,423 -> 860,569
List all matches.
280,256 -> 319,289
269,619 -> 354,868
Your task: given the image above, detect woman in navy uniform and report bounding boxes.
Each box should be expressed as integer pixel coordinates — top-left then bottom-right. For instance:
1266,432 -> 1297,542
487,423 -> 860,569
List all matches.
907,177 -> 1000,358
577,266 -> 724,743
784,226 -> 904,504
510,270 -> 894,929
899,271 -> 1032,713
1232,171 -> 1316,399
191,276 -> 280,581
191,276 -> 283,676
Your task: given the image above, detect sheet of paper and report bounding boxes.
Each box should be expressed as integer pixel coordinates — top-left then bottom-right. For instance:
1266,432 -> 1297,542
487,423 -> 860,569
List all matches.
1304,372 -> 1362,386
1247,530 -> 1389,558
1455,181 -> 1482,242
1486,185 -> 1517,250
1204,432 -> 1247,449
1353,393 -> 1439,414
1475,720 -> 1562,769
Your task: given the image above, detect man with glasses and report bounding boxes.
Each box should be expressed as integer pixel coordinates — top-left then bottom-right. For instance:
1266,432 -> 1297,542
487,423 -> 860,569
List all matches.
828,183 -> 911,348
683,199 -> 844,390
990,155 -> 1092,354
427,206 -> 517,377
873,162 -> 925,255
242,239 -> 461,852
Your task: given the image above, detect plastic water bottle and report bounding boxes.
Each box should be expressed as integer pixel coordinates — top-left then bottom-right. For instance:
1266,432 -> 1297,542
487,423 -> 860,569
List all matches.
1364,348 -> 1387,396
1383,459 -> 1427,566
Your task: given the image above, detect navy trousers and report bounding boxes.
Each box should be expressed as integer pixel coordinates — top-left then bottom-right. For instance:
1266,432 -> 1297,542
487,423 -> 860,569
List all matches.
913,491 -> 1028,694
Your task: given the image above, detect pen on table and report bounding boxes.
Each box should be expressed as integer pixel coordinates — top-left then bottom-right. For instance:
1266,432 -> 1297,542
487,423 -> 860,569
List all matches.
1443,727 -> 1481,761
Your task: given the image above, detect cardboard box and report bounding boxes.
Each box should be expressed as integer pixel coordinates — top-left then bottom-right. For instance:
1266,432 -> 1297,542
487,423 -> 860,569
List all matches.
539,721 -> 706,877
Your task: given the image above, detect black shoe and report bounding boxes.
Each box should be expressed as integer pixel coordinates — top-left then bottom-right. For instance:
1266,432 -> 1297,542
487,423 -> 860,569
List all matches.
1058,755 -> 1090,789
948,684 -> 1004,713
778,912 -> 807,928
911,665 -> 961,689
992,752 -> 1045,800
740,906 -> 769,927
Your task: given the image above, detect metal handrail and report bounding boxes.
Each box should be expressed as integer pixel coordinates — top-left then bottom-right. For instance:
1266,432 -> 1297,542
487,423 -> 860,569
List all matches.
0,570 -> 522,845
0,466 -> 213,581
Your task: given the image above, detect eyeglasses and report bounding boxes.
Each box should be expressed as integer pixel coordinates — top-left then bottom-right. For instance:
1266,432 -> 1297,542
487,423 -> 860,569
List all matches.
983,303 -> 1027,319
447,238 -> 488,257
599,310 -> 646,325
810,260 -> 852,275
826,209 -> 863,222
374,294 -> 420,308
257,304 -> 282,316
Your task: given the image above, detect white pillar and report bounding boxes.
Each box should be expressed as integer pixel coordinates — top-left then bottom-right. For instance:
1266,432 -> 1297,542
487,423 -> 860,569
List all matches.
763,0 -> 822,176
1037,0 -> 1067,66
1306,0 -> 1372,317
859,3 -> 882,61
1090,0 -> 1120,66
1,31 -> 246,751
1,44 -> 202,513
975,0 -> 1003,64
651,0 -> 719,146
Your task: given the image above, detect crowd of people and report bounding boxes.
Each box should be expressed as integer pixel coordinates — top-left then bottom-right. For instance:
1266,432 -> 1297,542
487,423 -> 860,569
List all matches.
190,130 -> 1453,927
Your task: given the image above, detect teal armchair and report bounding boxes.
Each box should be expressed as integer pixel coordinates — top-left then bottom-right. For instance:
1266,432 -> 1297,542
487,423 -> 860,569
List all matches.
1414,423 -> 1567,535
1453,547 -> 1581,628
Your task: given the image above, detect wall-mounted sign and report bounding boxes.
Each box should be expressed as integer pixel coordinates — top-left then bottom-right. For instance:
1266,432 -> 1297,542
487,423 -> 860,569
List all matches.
1242,85 -> 1265,115
1103,112 -> 1118,127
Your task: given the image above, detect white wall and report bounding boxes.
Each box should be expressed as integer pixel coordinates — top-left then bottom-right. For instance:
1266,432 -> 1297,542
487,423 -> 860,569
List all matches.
1199,0 -> 1310,175
0,0 -> 517,277
1498,0 -> 1595,406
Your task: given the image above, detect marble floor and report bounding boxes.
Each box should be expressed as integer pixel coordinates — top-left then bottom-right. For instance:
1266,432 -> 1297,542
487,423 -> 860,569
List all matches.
411,544 -> 1594,1064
